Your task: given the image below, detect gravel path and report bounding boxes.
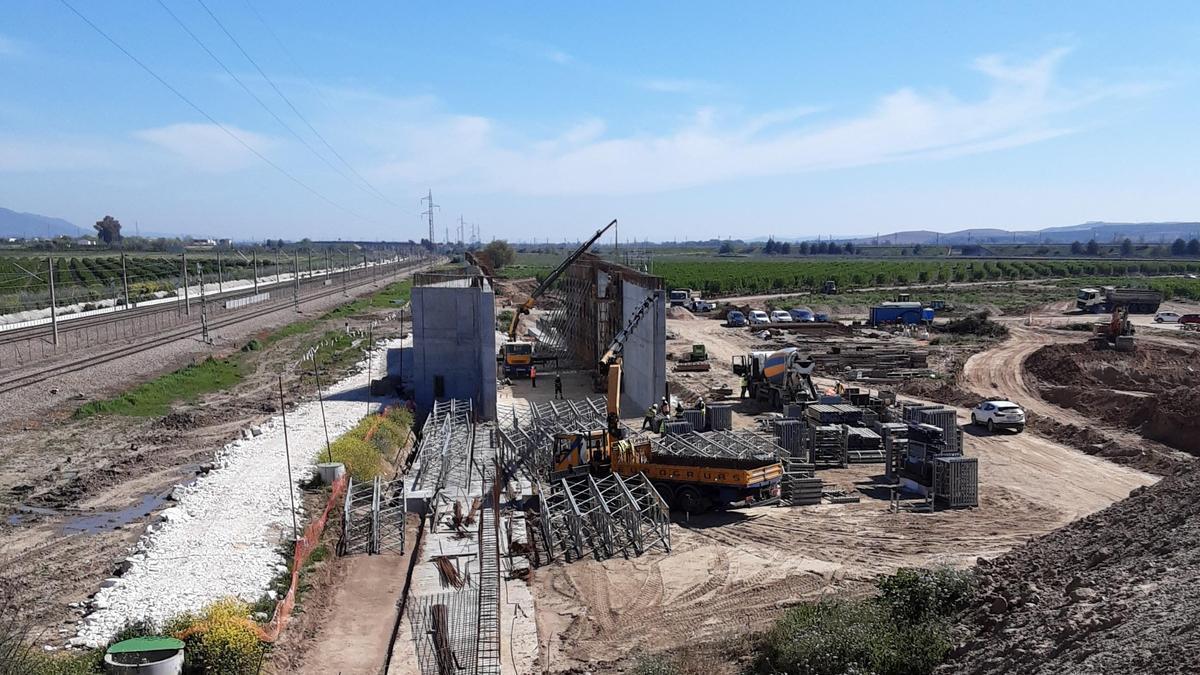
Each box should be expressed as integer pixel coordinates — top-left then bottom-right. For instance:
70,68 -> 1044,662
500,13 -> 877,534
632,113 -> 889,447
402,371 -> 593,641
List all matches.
74,339 -> 398,646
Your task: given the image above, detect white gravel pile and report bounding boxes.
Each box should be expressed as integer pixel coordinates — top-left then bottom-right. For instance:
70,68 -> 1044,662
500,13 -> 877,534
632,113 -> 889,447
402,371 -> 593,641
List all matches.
74,339 -> 398,647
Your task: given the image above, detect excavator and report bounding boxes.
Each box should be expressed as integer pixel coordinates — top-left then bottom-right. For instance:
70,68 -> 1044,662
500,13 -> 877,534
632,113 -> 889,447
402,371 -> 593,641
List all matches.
549,294 -> 783,513
1091,305 -> 1136,352
500,219 -> 617,378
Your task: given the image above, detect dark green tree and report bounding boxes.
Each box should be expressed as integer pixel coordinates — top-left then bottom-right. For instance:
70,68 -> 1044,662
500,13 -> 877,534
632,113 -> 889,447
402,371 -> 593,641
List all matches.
93,215 -> 123,245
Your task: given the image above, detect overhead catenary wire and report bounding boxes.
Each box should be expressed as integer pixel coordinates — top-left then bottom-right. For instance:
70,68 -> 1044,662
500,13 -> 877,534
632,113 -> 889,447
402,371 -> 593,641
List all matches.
153,0 -> 380,203
57,0 -> 374,225
193,0 -> 398,207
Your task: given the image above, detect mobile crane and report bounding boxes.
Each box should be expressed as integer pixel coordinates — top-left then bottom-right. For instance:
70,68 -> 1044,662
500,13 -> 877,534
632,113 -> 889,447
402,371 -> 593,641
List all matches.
501,219 -> 617,378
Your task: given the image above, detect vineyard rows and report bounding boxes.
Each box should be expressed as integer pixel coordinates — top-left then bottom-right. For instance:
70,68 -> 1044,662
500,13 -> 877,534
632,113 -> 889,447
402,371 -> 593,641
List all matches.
0,255 -> 262,314
650,259 -> 1200,297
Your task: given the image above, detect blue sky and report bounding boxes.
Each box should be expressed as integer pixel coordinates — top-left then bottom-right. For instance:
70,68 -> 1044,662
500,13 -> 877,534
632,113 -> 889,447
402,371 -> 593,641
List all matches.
1,1 -> 1198,242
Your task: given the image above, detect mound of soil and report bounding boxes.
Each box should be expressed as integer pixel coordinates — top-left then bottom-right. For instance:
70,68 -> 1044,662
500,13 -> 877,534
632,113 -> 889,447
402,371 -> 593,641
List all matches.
667,306 -> 697,320
1025,342 -> 1200,458
942,469 -> 1200,674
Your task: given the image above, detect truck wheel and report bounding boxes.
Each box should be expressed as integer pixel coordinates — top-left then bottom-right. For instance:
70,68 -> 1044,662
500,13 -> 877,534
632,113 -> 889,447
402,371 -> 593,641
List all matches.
652,482 -> 675,507
675,486 -> 709,514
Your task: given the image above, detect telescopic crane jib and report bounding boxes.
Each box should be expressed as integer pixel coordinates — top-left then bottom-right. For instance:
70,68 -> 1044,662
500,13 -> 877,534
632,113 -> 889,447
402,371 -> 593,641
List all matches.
500,219 -> 617,378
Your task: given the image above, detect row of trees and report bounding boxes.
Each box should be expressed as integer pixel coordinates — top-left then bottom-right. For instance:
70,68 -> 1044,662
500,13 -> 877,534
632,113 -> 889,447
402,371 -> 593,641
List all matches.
757,238 -> 859,255
1070,238 -> 1200,257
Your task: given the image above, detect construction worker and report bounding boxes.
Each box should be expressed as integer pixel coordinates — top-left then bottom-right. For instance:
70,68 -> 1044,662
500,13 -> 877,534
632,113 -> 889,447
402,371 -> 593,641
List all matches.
660,397 -> 670,416
674,401 -> 684,418
697,397 -> 706,427
643,405 -> 656,430
530,365 -> 537,388
740,375 -> 750,399
554,373 -> 563,400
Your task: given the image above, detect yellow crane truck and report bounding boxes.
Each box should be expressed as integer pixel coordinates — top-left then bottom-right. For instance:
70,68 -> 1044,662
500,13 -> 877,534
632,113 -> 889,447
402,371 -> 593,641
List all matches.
550,323 -> 782,513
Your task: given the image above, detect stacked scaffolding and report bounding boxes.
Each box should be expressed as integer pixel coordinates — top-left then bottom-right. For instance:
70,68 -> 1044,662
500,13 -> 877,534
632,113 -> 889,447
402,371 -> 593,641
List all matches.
341,476 -> 407,555
654,430 -> 782,462
412,399 -> 475,494
536,472 -> 670,564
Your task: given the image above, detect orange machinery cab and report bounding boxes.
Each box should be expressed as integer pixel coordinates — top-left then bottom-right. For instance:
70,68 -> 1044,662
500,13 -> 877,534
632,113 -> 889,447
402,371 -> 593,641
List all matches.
551,429 -> 613,478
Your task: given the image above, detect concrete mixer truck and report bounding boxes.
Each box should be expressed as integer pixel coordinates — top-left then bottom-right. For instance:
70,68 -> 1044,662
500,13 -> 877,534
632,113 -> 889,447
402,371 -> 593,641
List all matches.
731,347 -> 820,410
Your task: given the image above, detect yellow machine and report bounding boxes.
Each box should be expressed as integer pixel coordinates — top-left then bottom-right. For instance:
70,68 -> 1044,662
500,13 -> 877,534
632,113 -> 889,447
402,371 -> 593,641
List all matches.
501,219 -> 617,378
551,348 -> 782,513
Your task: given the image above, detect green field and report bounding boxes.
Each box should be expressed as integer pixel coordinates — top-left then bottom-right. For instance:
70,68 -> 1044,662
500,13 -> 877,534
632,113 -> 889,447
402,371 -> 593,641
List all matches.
0,253 -> 292,314
502,253 -> 1200,298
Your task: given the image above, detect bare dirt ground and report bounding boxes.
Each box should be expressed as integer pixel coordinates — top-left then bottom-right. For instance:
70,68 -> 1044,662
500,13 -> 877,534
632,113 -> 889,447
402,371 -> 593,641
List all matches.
527,318 -> 1155,672
961,325 -> 1192,474
0,272 -> 421,641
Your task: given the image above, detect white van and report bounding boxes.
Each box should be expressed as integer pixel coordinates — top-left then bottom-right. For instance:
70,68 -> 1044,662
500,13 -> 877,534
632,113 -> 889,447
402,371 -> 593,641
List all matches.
748,310 -> 771,326
770,310 -> 792,323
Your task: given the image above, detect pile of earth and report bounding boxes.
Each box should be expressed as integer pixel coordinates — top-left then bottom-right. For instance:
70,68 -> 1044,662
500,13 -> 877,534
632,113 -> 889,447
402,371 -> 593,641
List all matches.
666,306 -> 697,320
1025,342 -> 1200,456
941,467 -> 1200,674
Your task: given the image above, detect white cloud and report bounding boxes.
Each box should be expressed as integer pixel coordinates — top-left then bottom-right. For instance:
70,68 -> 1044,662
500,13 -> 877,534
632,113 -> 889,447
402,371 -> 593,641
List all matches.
364,47 -> 1142,197
638,78 -> 724,95
133,123 -> 278,172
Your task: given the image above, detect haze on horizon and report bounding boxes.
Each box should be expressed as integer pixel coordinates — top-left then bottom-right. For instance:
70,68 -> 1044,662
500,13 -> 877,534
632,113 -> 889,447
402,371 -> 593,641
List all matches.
1,2 -> 1198,242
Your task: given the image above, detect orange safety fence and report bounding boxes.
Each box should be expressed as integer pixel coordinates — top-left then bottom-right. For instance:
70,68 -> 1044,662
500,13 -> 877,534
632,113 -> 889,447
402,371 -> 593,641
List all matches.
259,473 -> 348,642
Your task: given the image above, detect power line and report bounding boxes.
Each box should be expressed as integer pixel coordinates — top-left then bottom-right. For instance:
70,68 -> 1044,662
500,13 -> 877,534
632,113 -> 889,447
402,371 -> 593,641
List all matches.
154,0 -> 378,203
194,0 -> 397,207
57,0 -> 372,224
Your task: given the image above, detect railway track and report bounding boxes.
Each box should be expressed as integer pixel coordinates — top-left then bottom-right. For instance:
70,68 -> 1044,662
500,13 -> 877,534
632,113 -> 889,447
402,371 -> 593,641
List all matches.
0,259 -> 415,346
0,259 -> 438,396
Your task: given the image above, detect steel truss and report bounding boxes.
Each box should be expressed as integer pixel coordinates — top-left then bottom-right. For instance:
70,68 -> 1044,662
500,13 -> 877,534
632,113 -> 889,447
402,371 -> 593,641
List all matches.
341,476 -> 406,555
654,429 -> 783,461
535,471 -> 669,565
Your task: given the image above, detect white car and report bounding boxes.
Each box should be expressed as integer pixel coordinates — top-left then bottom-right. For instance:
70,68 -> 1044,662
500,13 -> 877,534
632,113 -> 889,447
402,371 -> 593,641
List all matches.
971,400 -> 1025,433
748,310 -> 771,326
770,310 -> 792,323
1155,311 -> 1181,323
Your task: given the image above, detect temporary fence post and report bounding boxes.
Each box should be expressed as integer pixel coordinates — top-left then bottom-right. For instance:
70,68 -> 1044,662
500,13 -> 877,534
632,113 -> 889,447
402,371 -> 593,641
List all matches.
48,256 -> 58,346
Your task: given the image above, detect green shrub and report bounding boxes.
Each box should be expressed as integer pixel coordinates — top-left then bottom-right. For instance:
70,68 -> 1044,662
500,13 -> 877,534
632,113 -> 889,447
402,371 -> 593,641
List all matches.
167,598 -> 264,675
18,650 -> 104,675
938,311 -> 1009,338
875,566 -> 975,625
754,599 -> 933,675
752,567 -> 975,675
322,436 -> 386,481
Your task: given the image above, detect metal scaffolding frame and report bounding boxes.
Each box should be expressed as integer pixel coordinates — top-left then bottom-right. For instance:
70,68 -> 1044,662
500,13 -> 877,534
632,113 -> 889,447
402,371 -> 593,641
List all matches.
341,476 -> 406,555
653,429 -> 783,461
535,471 -> 670,565
413,399 -> 475,493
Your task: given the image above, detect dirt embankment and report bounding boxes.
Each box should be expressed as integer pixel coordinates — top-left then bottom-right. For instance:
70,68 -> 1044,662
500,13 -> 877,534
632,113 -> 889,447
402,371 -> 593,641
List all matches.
942,469 -> 1200,675
1025,342 -> 1200,457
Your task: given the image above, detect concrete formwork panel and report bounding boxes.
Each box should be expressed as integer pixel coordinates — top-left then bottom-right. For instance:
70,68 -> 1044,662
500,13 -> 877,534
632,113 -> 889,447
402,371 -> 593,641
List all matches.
411,280 -> 497,420
620,282 -> 666,415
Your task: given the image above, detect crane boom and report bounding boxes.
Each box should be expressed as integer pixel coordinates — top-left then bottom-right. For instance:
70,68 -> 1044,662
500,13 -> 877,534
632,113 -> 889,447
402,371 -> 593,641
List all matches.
507,219 -> 617,340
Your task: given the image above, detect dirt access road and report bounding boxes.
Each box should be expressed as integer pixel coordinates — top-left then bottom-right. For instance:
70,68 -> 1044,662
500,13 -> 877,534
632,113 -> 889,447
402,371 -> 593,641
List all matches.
526,331 -> 1154,671
962,325 -> 1192,472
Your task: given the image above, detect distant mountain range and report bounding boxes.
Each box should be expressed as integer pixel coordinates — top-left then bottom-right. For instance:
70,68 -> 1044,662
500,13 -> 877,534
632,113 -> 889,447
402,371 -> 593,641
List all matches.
754,222 -> 1200,246
0,207 -> 85,239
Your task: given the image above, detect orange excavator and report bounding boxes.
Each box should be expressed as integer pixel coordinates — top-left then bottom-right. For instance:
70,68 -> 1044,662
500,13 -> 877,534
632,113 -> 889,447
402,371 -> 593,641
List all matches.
1091,306 -> 1135,352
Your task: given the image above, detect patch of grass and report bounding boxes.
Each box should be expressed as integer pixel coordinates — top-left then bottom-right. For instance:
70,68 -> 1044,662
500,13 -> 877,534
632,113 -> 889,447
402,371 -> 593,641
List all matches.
20,650 -> 105,675
74,356 -> 247,418
938,311 -> 1010,338
322,280 -> 412,319
751,566 -> 974,675
262,319 -> 318,345
632,652 -> 682,675
166,598 -> 265,674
